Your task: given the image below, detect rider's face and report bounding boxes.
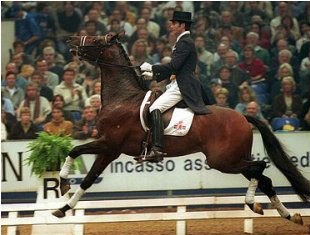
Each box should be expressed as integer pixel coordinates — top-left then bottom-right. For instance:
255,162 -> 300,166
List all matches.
169,21 -> 184,37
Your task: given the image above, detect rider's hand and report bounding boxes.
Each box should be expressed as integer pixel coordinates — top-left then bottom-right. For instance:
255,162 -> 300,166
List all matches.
142,71 -> 153,80
140,62 -> 152,72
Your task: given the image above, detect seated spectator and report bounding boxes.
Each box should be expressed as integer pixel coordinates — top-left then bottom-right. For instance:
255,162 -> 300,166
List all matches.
73,106 -> 98,139
44,107 -> 73,136
270,2 -> 300,44
1,72 -> 25,111
220,35 -> 241,56
130,39 -> 154,65
248,20 -> 271,50
213,87 -> 230,108
243,2 -> 270,30
224,51 -> 250,87
245,31 -> 271,68
14,6 -> 41,55
63,61 -> 86,85
270,63 -> 294,102
8,107 -> 39,140
114,1 -> 137,27
86,94 -> 101,114
1,101 -> 17,134
42,46 -> 64,79
299,89 -> 310,131
11,40 -> 34,65
296,21 -> 310,54
83,9 -> 107,35
239,44 -> 268,105
36,39 -> 66,66
246,101 -> 269,127
194,35 -> 213,77
235,85 -> 256,114
299,51 -> 310,98
45,95 -> 73,123
56,1 -> 82,39
16,64 -> 35,90
216,65 -> 239,108
30,71 -> 53,102
218,10 -> 244,45
88,79 -> 101,97
192,15 -> 219,53
18,82 -> 51,128
151,38 -> 169,64
108,9 -> 133,37
1,97 -> 15,116
211,43 -> 229,74
271,76 -> 303,131
35,59 -> 59,90
54,68 -> 88,122
139,6 -> 160,38
128,27 -> 156,55
84,1 -> 108,26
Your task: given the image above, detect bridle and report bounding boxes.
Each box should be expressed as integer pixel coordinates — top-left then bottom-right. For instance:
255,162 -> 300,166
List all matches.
70,36 -> 140,69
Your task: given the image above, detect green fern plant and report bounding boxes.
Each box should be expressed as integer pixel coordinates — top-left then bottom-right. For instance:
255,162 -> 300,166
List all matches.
26,132 -> 80,177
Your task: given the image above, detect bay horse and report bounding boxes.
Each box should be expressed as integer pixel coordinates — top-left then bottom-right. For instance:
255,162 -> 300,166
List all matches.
53,33 -> 310,225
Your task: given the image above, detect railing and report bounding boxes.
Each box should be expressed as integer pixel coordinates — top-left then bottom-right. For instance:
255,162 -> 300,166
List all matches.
2,194 -> 309,235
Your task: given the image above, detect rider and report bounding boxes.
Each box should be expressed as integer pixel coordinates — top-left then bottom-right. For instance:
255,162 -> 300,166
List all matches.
140,11 -> 211,162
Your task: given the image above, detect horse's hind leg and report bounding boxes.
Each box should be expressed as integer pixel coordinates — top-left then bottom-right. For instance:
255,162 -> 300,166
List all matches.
59,139 -> 106,195
242,161 -> 266,215
256,174 -> 303,225
242,162 -> 303,225
53,154 -> 116,218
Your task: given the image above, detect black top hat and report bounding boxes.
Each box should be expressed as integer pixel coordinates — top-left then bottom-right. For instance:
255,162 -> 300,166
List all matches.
170,11 -> 193,23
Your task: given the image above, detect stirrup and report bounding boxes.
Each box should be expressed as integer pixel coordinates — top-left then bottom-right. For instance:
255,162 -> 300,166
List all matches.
144,149 -> 166,163
134,148 -> 166,163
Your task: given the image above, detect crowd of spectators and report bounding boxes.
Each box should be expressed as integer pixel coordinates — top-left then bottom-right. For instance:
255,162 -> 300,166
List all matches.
1,1 -> 310,141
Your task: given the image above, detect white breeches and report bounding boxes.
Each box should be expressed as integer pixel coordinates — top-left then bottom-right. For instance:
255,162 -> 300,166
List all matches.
149,80 -> 182,113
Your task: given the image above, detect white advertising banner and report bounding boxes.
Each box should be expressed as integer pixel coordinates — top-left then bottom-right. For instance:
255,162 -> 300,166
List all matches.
1,132 -> 310,193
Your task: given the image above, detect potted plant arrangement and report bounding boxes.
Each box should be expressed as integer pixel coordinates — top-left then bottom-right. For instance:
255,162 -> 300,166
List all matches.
26,132 -> 80,177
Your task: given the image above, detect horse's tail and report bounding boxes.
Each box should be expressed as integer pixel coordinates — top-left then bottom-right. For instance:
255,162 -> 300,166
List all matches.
245,115 -> 310,202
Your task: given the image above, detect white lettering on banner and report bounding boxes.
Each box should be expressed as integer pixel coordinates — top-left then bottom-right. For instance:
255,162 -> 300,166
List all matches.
1,133 -> 310,193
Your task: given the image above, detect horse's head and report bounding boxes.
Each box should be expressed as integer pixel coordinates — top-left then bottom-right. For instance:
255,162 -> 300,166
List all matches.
67,33 -> 123,65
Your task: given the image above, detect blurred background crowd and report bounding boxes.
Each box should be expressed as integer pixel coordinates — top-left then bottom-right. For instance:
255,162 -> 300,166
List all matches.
1,1 -> 310,141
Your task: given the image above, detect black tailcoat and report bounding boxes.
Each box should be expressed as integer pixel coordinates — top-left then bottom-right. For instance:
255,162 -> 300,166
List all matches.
152,33 -> 209,114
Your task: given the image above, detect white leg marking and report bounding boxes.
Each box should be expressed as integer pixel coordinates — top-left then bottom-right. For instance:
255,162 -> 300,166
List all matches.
245,178 -> 258,204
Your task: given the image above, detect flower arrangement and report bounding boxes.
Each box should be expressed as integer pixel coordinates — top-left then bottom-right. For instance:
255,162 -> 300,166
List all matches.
26,132 -> 80,177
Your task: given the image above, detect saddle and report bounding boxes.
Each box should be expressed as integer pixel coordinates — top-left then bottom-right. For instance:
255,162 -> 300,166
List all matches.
135,89 -> 191,163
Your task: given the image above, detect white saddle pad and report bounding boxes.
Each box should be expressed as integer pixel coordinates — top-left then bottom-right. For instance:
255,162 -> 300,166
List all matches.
140,91 -> 194,136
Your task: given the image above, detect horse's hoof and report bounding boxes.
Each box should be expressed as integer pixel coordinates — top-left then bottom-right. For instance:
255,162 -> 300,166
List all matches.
290,213 -> 303,225
248,202 -> 264,215
52,210 -> 66,218
60,178 -> 71,196
254,202 -> 264,215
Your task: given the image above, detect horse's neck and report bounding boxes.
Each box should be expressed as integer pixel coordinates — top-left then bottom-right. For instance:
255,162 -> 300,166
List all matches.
100,68 -> 145,107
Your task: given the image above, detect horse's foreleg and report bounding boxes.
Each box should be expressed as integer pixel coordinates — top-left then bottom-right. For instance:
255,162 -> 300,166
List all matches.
53,154 -> 117,218
59,139 -> 106,195
259,175 -> 303,225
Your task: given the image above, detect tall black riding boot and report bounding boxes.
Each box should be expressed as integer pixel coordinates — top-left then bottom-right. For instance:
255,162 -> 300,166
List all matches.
145,109 -> 165,162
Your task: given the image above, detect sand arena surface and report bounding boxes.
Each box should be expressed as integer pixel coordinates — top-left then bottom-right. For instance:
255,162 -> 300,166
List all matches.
2,213 -> 310,235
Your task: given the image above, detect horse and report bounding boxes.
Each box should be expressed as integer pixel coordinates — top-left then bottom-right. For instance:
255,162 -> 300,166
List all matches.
52,33 -> 310,226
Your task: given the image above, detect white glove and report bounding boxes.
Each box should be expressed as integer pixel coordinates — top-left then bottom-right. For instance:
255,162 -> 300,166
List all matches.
140,62 -> 152,72
142,71 -> 153,80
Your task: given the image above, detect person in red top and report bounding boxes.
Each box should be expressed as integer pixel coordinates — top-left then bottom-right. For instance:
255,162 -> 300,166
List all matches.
239,44 -> 268,105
